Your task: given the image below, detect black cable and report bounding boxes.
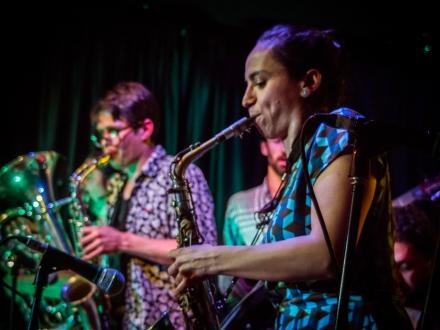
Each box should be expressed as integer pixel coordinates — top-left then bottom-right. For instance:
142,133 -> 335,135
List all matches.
299,117 -> 341,279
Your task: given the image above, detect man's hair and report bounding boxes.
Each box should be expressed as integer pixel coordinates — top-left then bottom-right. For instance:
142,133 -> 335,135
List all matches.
256,24 -> 350,112
394,201 -> 438,261
91,81 -> 161,143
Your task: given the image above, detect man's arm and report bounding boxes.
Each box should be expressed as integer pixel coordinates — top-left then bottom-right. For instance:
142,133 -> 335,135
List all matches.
80,225 -> 178,265
81,163 -> 217,266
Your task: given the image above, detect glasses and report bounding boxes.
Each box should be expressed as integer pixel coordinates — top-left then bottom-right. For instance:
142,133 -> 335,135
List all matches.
91,126 -> 133,149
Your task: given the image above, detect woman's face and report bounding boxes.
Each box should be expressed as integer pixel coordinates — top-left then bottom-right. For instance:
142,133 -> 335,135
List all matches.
242,44 -> 303,140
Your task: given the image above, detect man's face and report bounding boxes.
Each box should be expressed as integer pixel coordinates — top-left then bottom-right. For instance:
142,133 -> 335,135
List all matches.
394,241 -> 432,307
95,111 -> 144,169
261,138 -> 287,177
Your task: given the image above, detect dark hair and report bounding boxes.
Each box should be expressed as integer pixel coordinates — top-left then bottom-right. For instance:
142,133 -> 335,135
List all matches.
256,24 -> 349,112
91,82 -> 161,144
394,202 -> 438,261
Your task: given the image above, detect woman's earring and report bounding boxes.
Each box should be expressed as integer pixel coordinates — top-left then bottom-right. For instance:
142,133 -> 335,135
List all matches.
302,90 -> 309,97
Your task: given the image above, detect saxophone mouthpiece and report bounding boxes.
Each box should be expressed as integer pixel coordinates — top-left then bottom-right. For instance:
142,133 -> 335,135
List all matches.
246,115 -> 260,131
215,115 -> 259,142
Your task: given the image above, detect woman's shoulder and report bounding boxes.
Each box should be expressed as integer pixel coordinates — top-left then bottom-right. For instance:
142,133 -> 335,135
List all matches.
330,107 -> 364,119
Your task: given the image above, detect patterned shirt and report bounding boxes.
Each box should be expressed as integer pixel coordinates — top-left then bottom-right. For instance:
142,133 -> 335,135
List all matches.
108,145 -> 217,330
267,108 -> 412,329
223,177 -> 271,246
219,179 -> 272,302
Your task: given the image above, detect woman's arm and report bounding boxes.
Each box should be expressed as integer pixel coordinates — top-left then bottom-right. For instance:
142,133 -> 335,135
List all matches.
169,154 -> 377,293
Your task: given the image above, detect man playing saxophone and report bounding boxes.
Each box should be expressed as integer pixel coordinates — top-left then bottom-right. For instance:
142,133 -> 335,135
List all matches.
80,81 -> 217,330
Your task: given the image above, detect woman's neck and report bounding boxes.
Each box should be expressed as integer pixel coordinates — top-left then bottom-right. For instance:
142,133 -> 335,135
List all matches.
283,109 -> 310,156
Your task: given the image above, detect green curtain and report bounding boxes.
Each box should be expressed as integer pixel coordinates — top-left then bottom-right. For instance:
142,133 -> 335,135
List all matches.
3,2 -> 440,241
4,6 -> 266,239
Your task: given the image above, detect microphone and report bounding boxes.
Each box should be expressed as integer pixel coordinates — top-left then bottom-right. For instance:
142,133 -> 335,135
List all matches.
309,113 -> 440,159
16,236 -> 125,296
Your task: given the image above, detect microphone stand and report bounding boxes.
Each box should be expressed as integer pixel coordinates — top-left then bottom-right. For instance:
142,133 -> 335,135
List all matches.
9,261 -> 20,330
27,250 -> 56,330
334,119 -> 439,329
335,133 -> 371,330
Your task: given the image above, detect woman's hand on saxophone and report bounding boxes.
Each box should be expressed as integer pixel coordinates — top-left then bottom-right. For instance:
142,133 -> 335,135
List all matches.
168,244 -> 219,294
80,225 -> 124,260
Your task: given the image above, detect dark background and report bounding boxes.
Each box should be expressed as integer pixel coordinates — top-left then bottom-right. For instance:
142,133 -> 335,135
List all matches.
3,0 -> 440,236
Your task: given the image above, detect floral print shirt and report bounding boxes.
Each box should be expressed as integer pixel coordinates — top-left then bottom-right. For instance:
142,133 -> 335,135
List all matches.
108,145 -> 217,330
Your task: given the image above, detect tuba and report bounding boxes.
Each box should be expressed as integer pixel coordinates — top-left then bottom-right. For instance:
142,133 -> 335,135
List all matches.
0,151 -> 95,329
0,151 -> 110,330
168,117 -> 257,330
0,151 -> 73,253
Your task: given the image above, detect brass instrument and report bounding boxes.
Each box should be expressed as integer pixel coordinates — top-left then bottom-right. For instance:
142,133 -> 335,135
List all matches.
66,153 -> 113,330
0,151 -> 112,330
0,151 -> 73,253
168,116 -> 257,330
0,151 -> 85,329
68,154 -> 110,261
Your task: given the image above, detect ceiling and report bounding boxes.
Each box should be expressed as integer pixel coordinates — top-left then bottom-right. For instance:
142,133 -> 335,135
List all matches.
9,0 -> 440,38
162,0 -> 439,39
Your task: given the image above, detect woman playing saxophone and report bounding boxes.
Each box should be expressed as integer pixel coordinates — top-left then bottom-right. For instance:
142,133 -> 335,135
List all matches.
168,24 -> 413,330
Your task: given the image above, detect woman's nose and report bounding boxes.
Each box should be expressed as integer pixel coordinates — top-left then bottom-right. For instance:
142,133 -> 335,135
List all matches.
242,86 -> 256,108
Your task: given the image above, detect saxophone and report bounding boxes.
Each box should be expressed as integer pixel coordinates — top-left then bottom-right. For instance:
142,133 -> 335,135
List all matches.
168,116 -> 257,330
69,153 -> 110,261
66,153 -> 113,330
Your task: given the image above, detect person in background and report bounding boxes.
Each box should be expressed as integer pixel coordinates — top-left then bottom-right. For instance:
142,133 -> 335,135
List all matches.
219,137 -> 286,314
168,24 -> 413,329
394,201 -> 440,329
223,137 -> 287,247
79,81 -> 217,330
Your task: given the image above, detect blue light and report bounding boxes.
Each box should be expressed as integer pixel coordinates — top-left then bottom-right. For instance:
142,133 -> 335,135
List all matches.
13,176 -> 21,182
